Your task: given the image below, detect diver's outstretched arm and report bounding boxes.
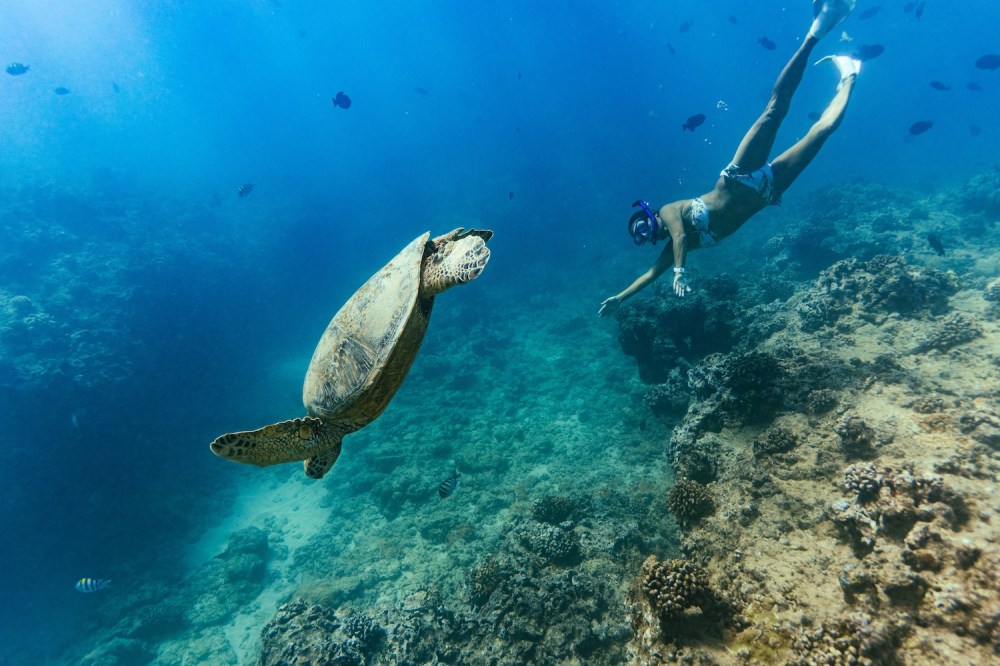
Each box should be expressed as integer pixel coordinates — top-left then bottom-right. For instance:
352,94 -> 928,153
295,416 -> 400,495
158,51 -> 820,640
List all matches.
598,244 -> 674,317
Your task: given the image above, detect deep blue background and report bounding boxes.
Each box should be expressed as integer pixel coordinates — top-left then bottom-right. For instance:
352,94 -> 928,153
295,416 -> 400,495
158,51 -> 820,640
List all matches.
1,0 -> 997,660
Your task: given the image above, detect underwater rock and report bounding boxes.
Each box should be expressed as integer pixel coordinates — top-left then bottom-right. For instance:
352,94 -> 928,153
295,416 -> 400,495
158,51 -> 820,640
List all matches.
616,276 -> 742,384
530,494 -> 577,525
517,523 -> 582,565
958,410 -> 1000,449
643,370 -> 691,419
466,556 -> 511,605
688,350 -> 784,426
835,414 -> 880,459
752,426 -> 799,459
80,637 -> 155,666
788,614 -> 908,666
666,478 -> 714,526
806,387 -> 839,414
911,312 -> 983,353
832,464 -> 968,557
954,164 -> 1000,217
797,255 -> 957,331
258,600 -> 387,666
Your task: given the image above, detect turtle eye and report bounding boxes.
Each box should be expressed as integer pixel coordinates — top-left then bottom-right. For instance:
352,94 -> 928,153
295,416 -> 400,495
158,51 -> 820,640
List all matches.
433,254 -> 443,264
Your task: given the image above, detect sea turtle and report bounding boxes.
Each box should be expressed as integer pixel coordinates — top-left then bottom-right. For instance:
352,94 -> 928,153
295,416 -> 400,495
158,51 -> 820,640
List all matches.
210,228 -> 492,479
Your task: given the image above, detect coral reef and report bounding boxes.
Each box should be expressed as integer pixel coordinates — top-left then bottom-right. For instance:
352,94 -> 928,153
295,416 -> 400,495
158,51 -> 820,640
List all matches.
530,494 -> 577,525
753,426 -> 799,459
797,255 -> 957,331
666,479 -> 714,526
640,557 -> 710,621
911,312 -> 982,353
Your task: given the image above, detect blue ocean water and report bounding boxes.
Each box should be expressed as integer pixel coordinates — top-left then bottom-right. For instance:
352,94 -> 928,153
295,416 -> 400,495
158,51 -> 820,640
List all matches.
1,1 -> 997,663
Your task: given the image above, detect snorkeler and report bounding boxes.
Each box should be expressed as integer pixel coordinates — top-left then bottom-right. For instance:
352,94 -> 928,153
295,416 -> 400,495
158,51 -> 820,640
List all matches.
599,0 -> 860,317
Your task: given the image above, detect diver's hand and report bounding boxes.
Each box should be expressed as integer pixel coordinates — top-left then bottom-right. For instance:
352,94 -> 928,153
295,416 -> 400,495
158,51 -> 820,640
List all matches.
598,295 -> 622,317
673,271 -> 691,297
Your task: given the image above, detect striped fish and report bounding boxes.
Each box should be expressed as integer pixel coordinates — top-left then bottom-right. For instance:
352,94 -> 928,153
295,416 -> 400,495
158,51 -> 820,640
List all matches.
75,578 -> 111,593
437,470 -> 459,499
236,183 -> 255,198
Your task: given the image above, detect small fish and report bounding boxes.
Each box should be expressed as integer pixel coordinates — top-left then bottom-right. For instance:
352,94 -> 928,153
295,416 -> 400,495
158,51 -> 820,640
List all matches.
969,125 -> 982,137
929,81 -> 950,91
75,578 -> 110,593
975,54 -> 1000,71
53,87 -> 70,95
237,183 -> 255,198
667,43 -> 675,55
926,233 -> 945,256
679,21 -> 693,33
682,113 -> 706,132
414,87 -> 429,95
438,470 -> 459,499
5,63 -> 29,76
807,111 -> 822,121
966,82 -> 983,92
758,36 -> 776,51
914,1 -> 925,19
112,82 -> 120,93
727,15 -> 738,25
331,91 -> 352,109
854,44 -> 885,61
858,6 -> 882,20
908,120 -> 933,135
840,31 -> 853,43
508,191 -> 514,200
517,71 -> 522,80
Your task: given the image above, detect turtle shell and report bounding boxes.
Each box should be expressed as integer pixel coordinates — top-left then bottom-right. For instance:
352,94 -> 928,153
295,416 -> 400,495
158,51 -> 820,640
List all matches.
302,232 -> 433,428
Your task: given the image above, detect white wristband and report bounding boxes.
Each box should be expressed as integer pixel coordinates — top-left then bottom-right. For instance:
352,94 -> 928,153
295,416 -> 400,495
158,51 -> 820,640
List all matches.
673,267 -> 685,274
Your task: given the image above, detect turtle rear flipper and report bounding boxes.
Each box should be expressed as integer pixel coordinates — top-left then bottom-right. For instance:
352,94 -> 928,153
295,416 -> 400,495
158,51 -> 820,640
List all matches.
304,442 -> 343,479
210,417 -> 343,467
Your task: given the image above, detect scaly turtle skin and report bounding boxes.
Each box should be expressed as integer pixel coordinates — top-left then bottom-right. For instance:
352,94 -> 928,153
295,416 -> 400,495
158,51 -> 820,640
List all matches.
210,228 -> 492,479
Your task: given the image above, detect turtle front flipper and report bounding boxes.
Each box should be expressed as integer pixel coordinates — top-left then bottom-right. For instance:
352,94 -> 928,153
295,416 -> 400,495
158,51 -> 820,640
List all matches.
210,417 -> 343,470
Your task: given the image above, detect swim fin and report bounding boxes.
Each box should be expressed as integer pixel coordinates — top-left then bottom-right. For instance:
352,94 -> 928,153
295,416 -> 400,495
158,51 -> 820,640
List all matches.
809,0 -> 857,39
814,55 -> 862,80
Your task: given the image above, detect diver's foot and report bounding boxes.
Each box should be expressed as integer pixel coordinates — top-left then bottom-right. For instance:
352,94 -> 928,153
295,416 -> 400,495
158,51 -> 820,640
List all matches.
809,0 -> 857,39
815,54 -> 862,82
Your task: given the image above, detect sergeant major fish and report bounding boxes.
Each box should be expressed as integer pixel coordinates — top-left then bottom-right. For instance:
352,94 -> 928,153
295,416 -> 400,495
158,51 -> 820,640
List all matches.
438,470 -> 459,499
6,63 -> 29,76
237,183 -> 255,198
75,578 -> 110,593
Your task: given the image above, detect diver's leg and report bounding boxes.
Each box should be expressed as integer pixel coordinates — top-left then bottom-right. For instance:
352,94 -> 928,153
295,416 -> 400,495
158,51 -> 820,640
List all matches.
729,36 -> 819,172
770,70 -> 856,195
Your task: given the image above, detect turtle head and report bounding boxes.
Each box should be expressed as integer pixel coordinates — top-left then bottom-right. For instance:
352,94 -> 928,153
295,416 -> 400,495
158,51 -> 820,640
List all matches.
210,416 -> 345,479
421,228 -> 492,297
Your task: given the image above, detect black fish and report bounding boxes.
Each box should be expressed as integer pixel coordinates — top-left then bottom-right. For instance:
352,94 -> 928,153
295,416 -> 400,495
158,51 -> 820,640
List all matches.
926,233 -> 944,256
679,21 -> 692,33
682,113 -> 706,131
929,81 -> 950,91
914,1 -> 925,18
53,87 -> 70,95
727,15 -> 738,25
112,82 -> 120,93
414,87 -> 429,95
969,125 -> 982,137
975,54 -> 1000,71
908,120 -> 933,135
5,62 -> 29,76
517,71 -> 522,80
332,91 -> 352,109
438,470 -> 459,499
807,111 -> 822,121
508,191 -> 514,200
237,183 -> 255,197
854,44 -> 885,61
858,6 -> 881,20
758,36 -> 776,51
966,82 -> 983,92
667,43 -> 675,55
